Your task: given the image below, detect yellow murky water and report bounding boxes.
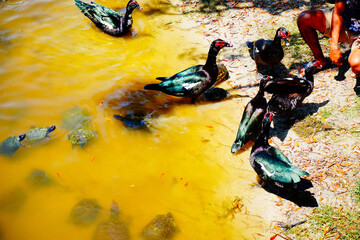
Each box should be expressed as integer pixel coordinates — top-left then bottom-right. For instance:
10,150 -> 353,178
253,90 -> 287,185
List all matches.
0,0 -> 267,239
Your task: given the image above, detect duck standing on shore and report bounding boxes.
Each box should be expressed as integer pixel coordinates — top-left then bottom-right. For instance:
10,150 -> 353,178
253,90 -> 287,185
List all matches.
250,112 -> 310,190
247,27 -> 290,67
266,59 -> 322,116
144,39 -> 233,103
231,75 -> 270,153
74,0 -> 142,37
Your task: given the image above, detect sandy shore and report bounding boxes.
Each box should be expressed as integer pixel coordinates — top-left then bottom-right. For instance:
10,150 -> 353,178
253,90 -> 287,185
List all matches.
163,0 -> 360,238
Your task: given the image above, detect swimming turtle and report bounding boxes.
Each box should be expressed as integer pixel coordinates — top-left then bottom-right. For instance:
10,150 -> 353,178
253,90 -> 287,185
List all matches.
26,169 -> 51,187
114,113 -> 150,130
62,106 -> 91,130
70,198 -> 101,226
0,187 -> 27,212
203,87 -> 230,101
23,126 -> 56,143
92,201 -> 130,240
0,134 -> 26,157
68,128 -> 96,148
141,213 -> 177,240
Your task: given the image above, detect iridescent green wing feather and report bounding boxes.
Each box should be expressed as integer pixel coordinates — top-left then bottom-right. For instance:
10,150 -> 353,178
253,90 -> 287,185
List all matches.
156,65 -> 202,81
254,150 -> 308,183
159,72 -> 207,96
75,0 -> 122,30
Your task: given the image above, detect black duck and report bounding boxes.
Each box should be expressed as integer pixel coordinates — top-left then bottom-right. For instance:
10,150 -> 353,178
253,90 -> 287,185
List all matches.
250,112 -> 310,189
75,0 -> 142,37
144,39 -> 232,103
246,27 -> 290,67
267,59 -> 322,115
231,75 -> 270,153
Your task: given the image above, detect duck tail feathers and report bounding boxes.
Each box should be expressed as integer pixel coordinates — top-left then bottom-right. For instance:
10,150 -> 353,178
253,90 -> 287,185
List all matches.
155,77 -> 169,81
231,141 -> 243,153
246,41 -> 253,48
144,84 -> 162,91
292,167 -> 309,177
74,0 -> 90,10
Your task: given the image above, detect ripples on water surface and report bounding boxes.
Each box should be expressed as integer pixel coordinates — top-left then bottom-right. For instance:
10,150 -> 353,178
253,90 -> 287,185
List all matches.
0,0 -> 265,239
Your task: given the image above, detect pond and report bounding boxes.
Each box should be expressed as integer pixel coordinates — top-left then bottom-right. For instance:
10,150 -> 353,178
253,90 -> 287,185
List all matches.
0,0 -> 267,239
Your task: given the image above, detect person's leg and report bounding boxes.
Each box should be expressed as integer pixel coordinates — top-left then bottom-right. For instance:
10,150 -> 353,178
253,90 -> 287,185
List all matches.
297,10 -> 328,66
349,39 -> 360,94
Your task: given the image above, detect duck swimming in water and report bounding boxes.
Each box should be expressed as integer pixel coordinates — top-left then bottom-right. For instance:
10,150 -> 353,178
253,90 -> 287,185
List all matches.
74,0 -> 142,37
250,112 -> 310,190
144,39 -> 233,103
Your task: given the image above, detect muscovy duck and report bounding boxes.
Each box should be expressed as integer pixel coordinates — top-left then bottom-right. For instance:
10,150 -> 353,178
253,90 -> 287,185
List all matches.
246,27 -> 290,66
267,60 -> 322,115
231,75 -> 270,153
250,112 -> 310,189
144,39 -> 233,103
74,0 -> 142,37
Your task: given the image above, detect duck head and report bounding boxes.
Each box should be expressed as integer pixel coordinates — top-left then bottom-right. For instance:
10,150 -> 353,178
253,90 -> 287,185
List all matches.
127,0 -> 143,11
259,75 -> 273,90
18,134 -> 26,142
264,112 -> 274,122
277,27 -> 290,46
210,39 -> 233,53
262,112 -> 273,135
300,59 -> 323,76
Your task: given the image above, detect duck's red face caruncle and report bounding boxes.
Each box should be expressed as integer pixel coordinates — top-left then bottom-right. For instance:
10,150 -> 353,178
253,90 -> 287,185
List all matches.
279,30 -> 290,46
264,112 -> 274,121
214,39 -> 233,49
314,60 -> 323,69
129,0 -> 142,9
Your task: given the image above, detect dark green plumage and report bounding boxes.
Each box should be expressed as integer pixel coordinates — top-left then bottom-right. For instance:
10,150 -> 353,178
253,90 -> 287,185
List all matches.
250,113 -> 310,189
231,76 -> 270,153
74,0 -> 142,37
144,39 -> 232,103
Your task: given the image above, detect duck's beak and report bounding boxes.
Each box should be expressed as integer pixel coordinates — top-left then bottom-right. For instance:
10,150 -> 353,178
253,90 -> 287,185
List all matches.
284,38 -> 290,46
225,42 -> 233,47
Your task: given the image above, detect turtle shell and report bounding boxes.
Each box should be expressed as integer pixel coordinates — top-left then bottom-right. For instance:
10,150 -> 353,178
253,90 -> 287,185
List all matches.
70,199 -> 101,226
26,169 -> 52,187
92,202 -> 130,240
141,213 -> 177,240
0,187 -> 27,212
0,134 -> 26,157
24,126 -> 56,143
68,128 -> 96,147
62,106 -> 91,130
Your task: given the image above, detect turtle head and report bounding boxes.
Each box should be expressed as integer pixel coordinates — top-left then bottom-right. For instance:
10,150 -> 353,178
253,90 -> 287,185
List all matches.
47,125 -> 56,133
18,134 -> 26,142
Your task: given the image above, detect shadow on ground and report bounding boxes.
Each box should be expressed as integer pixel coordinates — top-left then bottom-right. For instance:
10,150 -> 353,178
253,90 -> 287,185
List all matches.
270,100 -> 330,141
